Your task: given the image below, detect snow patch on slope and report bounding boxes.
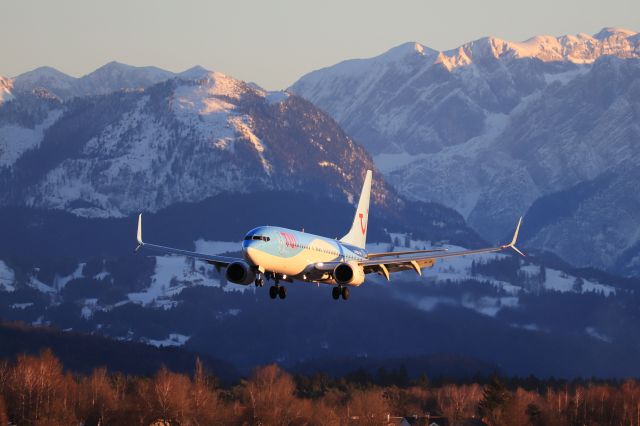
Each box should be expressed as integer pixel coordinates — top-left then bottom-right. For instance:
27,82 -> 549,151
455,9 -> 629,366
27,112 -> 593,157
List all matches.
128,256 -> 221,307
586,326 -> 611,343
28,276 -> 56,294
81,298 -> 98,319
11,302 -> 33,309
146,333 -> 191,347
54,263 -> 85,291
194,240 -> 242,255
0,261 -> 16,292
0,109 -> 63,167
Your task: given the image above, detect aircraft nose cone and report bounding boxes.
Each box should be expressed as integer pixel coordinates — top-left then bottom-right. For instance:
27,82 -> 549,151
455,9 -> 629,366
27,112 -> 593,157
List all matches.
244,245 -> 259,264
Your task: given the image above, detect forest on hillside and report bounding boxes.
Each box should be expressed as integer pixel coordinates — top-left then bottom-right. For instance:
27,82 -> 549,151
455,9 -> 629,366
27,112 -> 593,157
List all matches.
1,350 -> 640,425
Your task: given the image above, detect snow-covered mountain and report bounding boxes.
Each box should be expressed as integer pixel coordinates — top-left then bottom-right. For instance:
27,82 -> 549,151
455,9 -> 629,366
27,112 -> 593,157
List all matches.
0,70 -> 397,218
10,62 -> 194,99
290,28 -> 640,273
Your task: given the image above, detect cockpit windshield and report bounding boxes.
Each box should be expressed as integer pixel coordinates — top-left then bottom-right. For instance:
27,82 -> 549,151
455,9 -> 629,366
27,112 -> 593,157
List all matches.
244,235 -> 270,242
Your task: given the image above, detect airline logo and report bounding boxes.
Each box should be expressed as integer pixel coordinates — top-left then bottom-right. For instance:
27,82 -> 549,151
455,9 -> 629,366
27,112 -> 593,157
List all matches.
358,209 -> 368,235
280,232 -> 297,249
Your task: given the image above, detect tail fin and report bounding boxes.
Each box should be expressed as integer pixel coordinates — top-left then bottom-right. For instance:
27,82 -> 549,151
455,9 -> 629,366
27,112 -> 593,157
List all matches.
340,170 -> 372,249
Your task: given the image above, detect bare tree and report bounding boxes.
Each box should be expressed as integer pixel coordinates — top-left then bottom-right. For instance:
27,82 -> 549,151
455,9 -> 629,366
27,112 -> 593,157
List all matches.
77,367 -> 117,425
0,396 -> 8,426
242,364 -> 305,425
5,349 -> 77,425
190,357 -> 223,425
347,389 -> 390,426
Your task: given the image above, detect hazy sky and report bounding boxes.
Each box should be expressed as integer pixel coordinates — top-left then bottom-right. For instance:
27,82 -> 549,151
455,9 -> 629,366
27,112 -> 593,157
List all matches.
2,0 -> 638,90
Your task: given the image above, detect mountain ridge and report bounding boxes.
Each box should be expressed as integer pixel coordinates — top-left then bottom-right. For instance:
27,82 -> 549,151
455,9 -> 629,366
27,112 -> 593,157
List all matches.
1,72 -> 395,218
7,62 -> 211,100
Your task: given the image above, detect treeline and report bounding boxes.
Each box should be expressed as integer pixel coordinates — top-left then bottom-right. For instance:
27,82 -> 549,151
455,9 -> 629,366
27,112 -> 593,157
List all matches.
0,321 -> 237,381
1,350 -> 640,425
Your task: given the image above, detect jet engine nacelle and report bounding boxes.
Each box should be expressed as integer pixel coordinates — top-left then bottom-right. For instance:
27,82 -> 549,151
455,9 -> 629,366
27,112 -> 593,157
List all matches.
333,262 -> 365,286
226,261 -> 256,285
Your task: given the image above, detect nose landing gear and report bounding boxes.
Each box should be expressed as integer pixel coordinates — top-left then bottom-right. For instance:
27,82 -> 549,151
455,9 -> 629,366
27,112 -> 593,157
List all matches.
264,272 -> 288,300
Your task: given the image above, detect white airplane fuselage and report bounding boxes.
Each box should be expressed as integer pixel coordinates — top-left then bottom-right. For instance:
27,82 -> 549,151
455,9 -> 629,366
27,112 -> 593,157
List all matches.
242,226 -> 367,285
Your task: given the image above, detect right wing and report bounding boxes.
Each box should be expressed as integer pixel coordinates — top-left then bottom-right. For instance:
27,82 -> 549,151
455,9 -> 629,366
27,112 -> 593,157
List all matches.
361,217 -> 525,280
135,214 -> 239,270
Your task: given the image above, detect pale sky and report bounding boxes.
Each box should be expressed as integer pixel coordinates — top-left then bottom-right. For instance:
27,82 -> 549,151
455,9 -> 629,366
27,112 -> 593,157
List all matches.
2,0 -> 638,90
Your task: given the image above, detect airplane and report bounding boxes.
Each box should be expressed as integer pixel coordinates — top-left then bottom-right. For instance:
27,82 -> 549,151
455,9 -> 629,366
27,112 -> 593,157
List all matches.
135,170 -> 524,301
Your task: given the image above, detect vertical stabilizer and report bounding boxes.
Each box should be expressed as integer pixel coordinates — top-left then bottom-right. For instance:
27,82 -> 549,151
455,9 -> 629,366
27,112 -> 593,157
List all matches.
340,170 -> 372,249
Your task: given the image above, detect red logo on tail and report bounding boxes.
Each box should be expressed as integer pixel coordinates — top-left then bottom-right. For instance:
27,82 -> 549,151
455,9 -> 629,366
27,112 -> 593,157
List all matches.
358,211 -> 367,235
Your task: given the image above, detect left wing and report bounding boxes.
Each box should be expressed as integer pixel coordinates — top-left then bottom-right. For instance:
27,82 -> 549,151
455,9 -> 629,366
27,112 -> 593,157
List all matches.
361,217 -> 524,280
134,214 -> 240,269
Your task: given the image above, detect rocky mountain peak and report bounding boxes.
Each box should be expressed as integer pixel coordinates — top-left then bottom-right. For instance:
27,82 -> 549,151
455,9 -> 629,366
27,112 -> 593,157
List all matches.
592,27 -> 637,40
177,65 -> 210,80
0,76 -> 13,104
12,66 -> 76,97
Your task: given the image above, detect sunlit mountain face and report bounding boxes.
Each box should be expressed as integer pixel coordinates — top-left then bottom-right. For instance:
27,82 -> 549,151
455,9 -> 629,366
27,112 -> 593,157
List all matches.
291,27 -> 640,275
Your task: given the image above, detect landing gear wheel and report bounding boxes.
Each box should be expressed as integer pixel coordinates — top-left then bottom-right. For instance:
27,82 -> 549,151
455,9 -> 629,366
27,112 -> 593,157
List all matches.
278,286 -> 287,299
255,278 -> 264,287
269,286 -> 278,299
341,286 -> 350,300
332,287 -> 341,300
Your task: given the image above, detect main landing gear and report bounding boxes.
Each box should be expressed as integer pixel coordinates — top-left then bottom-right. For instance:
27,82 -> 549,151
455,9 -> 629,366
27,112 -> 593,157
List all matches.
269,285 -> 287,300
332,286 -> 349,301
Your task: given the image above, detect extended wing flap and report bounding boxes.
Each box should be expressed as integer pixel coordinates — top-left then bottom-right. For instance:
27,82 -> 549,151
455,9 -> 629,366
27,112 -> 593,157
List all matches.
362,257 -> 437,274
366,247 -> 447,259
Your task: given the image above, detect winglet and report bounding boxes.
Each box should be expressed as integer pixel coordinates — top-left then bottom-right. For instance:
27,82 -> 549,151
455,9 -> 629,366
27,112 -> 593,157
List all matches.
135,213 -> 144,251
501,217 -> 525,257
